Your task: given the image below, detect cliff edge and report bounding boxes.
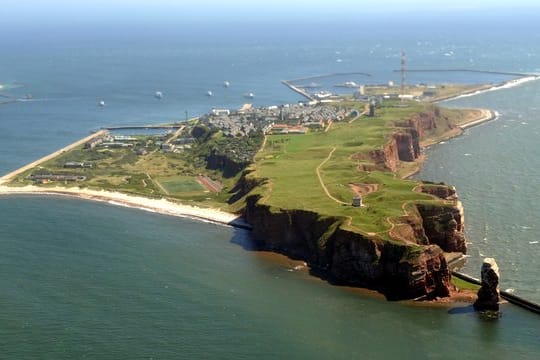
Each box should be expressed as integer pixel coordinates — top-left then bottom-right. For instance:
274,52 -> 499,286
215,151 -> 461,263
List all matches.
231,103 -> 472,300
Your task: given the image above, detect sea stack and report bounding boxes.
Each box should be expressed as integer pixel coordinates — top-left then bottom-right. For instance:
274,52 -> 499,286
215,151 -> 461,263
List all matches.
474,258 -> 500,312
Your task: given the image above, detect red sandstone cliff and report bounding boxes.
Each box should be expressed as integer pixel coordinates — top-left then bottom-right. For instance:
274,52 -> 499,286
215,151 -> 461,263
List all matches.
235,108 -> 467,300
375,110 -> 441,170
243,195 -> 452,300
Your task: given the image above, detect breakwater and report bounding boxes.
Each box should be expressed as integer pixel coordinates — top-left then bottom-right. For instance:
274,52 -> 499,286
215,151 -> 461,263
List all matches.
103,124 -> 183,131
452,271 -> 540,315
394,69 -> 536,77
281,80 -> 315,101
286,72 -> 372,83
282,72 -> 373,101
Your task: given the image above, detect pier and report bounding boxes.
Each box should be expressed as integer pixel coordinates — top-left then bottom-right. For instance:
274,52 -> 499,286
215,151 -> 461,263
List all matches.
281,80 -> 315,101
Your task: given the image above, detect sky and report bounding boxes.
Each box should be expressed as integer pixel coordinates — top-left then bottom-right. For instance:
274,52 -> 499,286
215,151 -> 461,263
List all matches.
1,0 -> 539,27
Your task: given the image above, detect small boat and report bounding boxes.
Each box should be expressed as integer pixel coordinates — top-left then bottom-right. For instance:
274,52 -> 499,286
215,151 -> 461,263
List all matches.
243,92 -> 254,99
223,81 -> 230,88
99,100 -> 106,107
206,90 -> 213,97
313,91 -> 332,100
155,91 -> 163,99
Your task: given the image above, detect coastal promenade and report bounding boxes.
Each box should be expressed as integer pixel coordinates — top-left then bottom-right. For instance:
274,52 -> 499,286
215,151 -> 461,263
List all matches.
0,129 -> 107,185
458,109 -> 496,129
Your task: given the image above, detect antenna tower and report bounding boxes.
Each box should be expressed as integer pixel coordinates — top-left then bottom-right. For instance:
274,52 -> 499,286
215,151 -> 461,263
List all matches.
400,50 -> 406,104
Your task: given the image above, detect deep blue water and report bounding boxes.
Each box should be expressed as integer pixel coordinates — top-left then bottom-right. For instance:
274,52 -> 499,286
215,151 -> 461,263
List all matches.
1,18 -> 540,359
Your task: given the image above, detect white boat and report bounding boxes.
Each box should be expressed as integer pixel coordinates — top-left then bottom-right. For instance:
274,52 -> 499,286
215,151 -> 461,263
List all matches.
243,92 -> 254,99
313,91 -> 332,100
223,81 -> 230,88
206,90 -> 213,97
155,91 -> 163,99
99,100 -> 106,107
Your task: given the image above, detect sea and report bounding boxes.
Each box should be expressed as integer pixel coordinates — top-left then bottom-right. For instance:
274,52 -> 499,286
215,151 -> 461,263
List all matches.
1,15 -> 539,359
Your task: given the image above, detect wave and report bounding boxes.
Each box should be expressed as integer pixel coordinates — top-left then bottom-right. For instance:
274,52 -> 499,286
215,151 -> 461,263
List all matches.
440,75 -> 540,102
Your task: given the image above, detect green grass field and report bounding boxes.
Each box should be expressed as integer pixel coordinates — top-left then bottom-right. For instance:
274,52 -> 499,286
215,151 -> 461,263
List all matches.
247,102 -> 460,238
8,100 -> 474,233
155,176 -> 205,194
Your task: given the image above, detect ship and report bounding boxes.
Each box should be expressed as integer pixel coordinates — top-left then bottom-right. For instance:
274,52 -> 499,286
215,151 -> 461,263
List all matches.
223,81 -> 230,88
155,91 -> 163,99
206,90 -> 213,97
243,92 -> 255,99
312,91 -> 333,100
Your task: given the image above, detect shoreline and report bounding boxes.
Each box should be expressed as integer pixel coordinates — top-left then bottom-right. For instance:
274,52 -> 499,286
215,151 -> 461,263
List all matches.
0,185 -> 252,230
0,184 -> 475,307
401,108 -> 497,180
1,74 -> 538,307
433,74 -> 540,103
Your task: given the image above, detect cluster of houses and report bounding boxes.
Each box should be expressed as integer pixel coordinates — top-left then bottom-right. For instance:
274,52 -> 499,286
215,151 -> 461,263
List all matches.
199,103 -> 352,137
27,174 -> 87,183
85,134 -> 137,149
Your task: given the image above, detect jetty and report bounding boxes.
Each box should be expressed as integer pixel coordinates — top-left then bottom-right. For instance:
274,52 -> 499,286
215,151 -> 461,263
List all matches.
281,80 -> 315,101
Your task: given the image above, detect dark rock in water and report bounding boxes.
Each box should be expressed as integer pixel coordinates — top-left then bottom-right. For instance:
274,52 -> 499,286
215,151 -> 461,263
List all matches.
474,258 -> 500,312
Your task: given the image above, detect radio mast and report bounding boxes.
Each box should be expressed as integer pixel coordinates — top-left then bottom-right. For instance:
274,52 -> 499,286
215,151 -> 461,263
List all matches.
400,50 -> 406,104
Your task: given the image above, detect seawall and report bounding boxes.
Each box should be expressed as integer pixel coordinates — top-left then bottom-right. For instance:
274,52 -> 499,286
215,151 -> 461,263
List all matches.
452,271 -> 540,315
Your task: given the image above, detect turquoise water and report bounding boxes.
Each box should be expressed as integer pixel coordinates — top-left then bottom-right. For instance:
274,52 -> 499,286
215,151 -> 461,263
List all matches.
0,197 -> 538,359
1,16 -> 540,359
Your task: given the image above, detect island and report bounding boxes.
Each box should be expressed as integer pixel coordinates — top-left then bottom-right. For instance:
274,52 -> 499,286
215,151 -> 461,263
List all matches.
0,77 -> 531,301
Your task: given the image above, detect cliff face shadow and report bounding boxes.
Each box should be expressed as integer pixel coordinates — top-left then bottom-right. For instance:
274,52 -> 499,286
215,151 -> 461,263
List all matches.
229,227 -> 387,297
229,227 -> 260,252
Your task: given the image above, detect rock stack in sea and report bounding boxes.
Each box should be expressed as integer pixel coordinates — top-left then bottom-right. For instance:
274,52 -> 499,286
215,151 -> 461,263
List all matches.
474,258 -> 500,312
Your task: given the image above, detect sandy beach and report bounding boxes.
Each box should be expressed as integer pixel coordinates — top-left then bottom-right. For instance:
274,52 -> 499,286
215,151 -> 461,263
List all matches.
0,107 -> 500,231
0,185 -> 250,229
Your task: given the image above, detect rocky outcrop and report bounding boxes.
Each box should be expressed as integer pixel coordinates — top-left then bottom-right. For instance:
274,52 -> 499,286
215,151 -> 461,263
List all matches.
416,203 -> 467,253
206,152 -> 250,178
370,140 -> 399,172
400,111 -> 438,137
227,169 -> 266,204
394,129 -> 420,162
474,258 -> 500,312
244,195 -> 452,300
419,183 -> 457,200
369,109 -> 447,170
236,107 -> 466,300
